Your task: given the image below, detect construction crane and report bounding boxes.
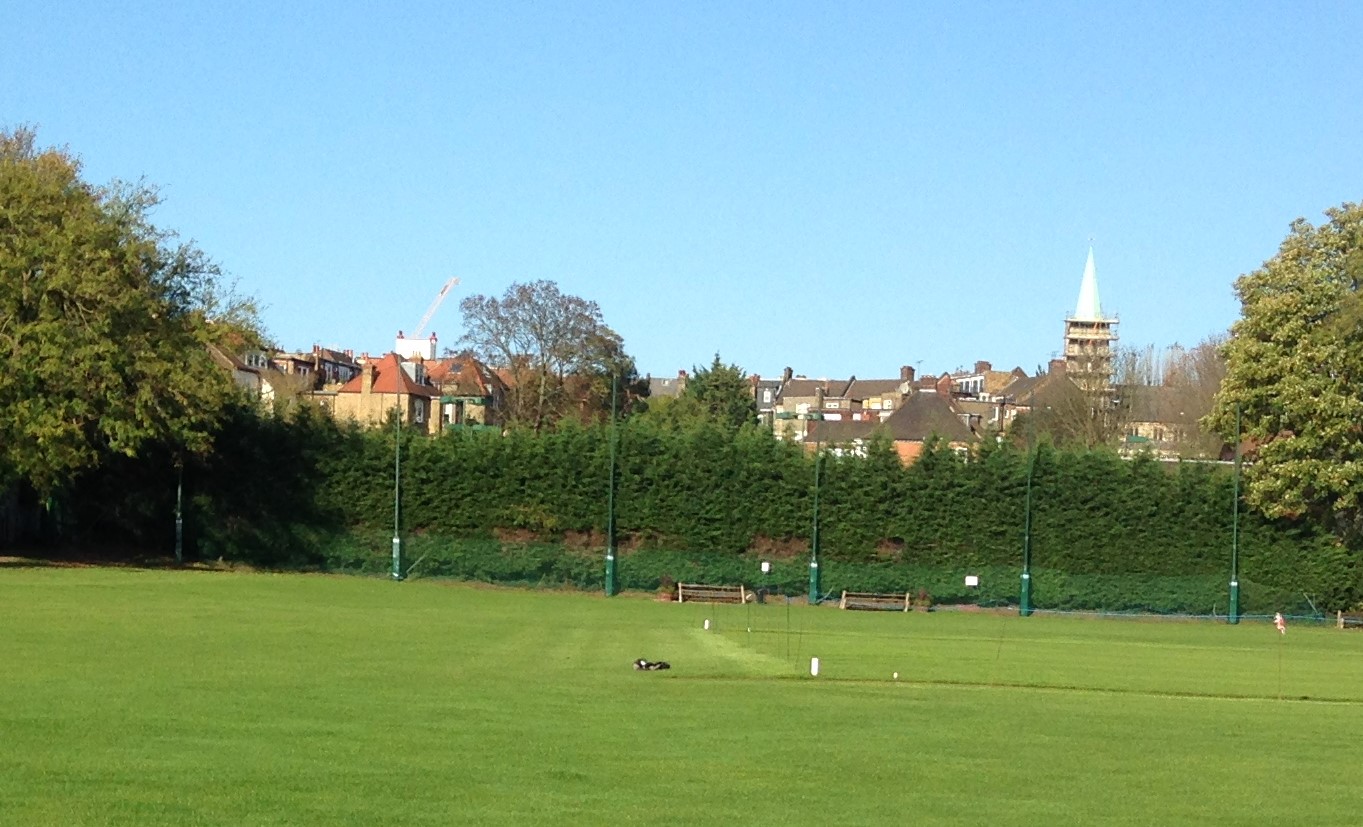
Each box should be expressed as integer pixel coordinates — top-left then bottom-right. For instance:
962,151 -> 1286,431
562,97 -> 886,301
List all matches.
411,277 -> 460,339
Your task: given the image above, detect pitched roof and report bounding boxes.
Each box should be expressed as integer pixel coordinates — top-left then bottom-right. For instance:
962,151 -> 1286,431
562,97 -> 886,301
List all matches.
880,392 -> 976,442
427,353 -> 504,397
779,378 -> 852,400
336,353 -> 439,397
998,369 -> 1076,406
845,378 -> 905,398
315,347 -> 358,366
808,392 -> 976,444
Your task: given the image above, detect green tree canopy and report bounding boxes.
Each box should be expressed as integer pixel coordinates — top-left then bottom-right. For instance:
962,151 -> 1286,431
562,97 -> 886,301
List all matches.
679,354 -> 757,431
457,280 -> 642,430
0,128 -> 263,494
1208,201 -> 1363,542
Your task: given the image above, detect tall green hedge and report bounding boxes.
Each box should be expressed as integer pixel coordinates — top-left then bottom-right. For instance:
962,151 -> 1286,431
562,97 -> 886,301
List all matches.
53,411 -> 1360,613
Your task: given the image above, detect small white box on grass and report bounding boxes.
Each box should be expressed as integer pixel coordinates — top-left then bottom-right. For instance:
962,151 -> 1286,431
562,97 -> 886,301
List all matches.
810,657 -> 820,677
965,575 -> 979,587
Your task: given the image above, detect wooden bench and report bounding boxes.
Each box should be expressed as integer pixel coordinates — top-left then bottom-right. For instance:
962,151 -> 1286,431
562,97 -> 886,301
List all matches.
677,583 -> 749,604
839,590 -> 911,612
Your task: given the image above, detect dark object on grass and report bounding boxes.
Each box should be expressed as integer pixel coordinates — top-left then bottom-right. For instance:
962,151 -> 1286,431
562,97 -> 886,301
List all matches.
633,658 -> 671,671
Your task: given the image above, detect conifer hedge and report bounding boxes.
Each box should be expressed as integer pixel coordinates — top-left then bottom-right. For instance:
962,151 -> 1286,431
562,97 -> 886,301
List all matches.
48,408 -> 1346,613
267,416 -> 1354,614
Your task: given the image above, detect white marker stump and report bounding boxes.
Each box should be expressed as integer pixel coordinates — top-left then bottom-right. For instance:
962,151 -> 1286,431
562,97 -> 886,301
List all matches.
810,657 -> 820,677
703,619 -> 710,630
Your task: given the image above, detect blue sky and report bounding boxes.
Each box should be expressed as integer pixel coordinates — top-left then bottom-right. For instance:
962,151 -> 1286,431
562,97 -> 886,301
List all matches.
5,1 -> 1359,381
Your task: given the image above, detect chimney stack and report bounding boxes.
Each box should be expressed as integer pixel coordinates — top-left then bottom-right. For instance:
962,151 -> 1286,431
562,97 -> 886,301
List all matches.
900,365 -> 915,383
361,363 -> 375,396
1048,359 -> 1066,375
974,360 -> 991,374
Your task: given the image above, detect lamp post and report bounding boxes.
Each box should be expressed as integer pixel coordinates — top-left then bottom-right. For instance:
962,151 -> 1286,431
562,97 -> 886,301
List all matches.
1229,403 -> 1241,624
604,376 -> 619,597
1020,400 -> 1035,617
392,406 -> 403,581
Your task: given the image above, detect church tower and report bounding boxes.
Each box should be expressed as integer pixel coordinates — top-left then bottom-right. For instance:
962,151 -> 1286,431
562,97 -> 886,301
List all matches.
1063,247 -> 1117,396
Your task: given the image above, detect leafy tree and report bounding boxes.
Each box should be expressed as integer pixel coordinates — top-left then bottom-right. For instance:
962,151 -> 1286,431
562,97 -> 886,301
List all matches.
1208,201 -> 1363,543
680,354 -> 757,431
0,127 -> 262,496
457,280 -> 641,431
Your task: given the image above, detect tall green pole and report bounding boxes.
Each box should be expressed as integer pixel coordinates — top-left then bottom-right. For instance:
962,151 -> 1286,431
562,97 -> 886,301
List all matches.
392,407 -> 403,581
174,463 -> 183,566
604,377 -> 619,597
1229,403 -> 1241,624
808,449 -> 823,604
1020,414 -> 1034,617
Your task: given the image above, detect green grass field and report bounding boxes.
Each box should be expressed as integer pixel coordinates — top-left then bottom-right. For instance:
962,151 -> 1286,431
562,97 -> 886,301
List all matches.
4,566 -> 1363,825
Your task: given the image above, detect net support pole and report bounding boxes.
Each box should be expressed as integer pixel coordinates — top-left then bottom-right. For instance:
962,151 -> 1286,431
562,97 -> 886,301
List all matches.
1229,403 -> 1241,624
391,407 -> 403,581
604,376 -> 619,597
1020,418 -> 1035,617
808,451 -> 823,604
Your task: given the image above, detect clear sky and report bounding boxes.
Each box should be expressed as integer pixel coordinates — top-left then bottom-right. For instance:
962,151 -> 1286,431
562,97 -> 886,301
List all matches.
5,1 -> 1359,381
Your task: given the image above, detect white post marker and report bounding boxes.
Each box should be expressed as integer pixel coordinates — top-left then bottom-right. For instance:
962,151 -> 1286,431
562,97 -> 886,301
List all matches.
761,561 -> 772,573
965,575 -> 979,587
893,671 -> 899,680
810,657 -> 820,677
703,618 -> 710,630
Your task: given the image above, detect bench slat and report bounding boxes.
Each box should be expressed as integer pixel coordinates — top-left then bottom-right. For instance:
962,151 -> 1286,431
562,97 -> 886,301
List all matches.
839,590 -> 911,611
678,583 -> 748,604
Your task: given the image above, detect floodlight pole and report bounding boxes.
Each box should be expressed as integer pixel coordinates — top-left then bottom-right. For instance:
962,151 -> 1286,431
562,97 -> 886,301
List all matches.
1229,403 -> 1241,624
392,406 -> 403,581
604,376 -> 619,597
1020,405 -> 1034,617
808,446 -> 824,604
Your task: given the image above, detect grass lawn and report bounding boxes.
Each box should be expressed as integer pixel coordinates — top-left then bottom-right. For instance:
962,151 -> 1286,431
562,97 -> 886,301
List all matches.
3,565 -> 1362,825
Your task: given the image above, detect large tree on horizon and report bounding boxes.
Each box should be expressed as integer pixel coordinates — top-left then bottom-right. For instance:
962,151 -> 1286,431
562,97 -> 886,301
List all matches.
457,280 -> 643,431
0,127 -> 264,496
1208,201 -> 1363,544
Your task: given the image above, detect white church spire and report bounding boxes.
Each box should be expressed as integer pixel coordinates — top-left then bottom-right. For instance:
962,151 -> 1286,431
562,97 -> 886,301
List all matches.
1072,246 -> 1104,322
